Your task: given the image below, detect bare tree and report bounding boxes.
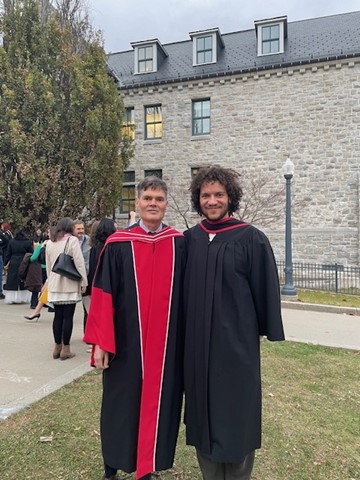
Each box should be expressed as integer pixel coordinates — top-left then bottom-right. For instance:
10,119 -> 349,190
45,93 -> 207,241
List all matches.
168,191 -> 192,229
237,174 -> 285,227
166,172 -> 293,231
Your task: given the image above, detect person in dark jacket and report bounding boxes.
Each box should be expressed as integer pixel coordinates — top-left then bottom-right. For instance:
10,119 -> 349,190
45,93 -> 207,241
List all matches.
82,219 -> 116,351
18,253 -> 43,300
3,229 -> 33,304
86,218 -> 117,297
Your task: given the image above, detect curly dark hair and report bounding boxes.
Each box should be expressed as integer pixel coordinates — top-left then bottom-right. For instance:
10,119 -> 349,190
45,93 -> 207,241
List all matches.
190,166 -> 243,216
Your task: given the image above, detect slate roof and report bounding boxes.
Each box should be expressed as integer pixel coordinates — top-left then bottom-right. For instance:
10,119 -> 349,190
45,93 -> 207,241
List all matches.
107,11 -> 360,90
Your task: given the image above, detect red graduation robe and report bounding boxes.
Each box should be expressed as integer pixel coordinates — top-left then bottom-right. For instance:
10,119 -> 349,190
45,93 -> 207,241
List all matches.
84,225 -> 185,479
183,218 -> 284,463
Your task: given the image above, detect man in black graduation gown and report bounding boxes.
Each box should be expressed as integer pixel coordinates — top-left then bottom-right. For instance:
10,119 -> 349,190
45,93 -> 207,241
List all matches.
84,176 -> 186,480
184,166 -> 285,480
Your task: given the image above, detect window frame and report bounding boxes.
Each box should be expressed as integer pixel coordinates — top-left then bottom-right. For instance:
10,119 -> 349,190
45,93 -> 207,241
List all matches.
196,35 -> 213,64
133,44 -> 156,74
190,29 -> 221,66
256,21 -> 285,56
144,104 -> 163,140
122,107 -> 135,140
120,171 -> 136,214
192,99 -> 211,136
144,169 -> 163,179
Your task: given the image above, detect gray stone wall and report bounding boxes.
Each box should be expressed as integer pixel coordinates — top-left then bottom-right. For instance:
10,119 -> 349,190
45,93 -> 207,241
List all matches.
118,59 -> 360,266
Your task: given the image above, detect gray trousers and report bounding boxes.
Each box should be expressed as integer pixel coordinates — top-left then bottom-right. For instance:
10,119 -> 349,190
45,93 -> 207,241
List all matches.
196,450 -> 255,480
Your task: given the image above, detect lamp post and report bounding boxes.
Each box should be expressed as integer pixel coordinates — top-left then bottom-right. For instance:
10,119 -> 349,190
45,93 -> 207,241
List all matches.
281,157 -> 297,297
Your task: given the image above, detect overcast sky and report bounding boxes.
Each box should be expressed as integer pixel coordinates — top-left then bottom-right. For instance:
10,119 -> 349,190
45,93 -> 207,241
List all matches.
86,0 -> 360,53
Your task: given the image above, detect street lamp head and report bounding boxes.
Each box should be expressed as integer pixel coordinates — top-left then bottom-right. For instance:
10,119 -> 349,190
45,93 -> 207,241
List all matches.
283,156 -> 295,178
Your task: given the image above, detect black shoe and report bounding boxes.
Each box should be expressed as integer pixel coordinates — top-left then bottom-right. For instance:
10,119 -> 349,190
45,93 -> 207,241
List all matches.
0,293 -> 5,300
48,307 -> 55,312
24,314 -> 40,322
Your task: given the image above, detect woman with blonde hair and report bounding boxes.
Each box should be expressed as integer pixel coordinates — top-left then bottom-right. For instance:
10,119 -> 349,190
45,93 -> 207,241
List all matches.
46,217 -> 87,360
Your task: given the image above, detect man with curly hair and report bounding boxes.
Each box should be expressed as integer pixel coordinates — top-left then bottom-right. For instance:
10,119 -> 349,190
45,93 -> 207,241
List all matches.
184,166 -> 284,480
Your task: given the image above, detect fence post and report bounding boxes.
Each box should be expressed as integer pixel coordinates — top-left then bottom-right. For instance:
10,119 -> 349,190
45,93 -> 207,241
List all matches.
335,263 -> 338,294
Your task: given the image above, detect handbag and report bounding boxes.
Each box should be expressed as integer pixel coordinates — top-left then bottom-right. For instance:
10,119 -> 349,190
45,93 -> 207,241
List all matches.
52,238 -> 82,281
39,286 -> 48,305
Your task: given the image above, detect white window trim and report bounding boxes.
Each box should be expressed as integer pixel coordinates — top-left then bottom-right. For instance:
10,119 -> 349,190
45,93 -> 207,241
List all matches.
189,28 -> 223,66
256,21 -> 284,56
192,32 -> 217,66
133,43 -> 157,74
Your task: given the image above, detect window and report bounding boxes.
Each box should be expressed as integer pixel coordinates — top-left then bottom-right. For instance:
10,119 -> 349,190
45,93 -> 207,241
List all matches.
192,99 -> 210,136
122,107 -> 135,140
255,17 -> 287,56
196,35 -> 213,64
190,28 -> 223,66
145,105 -> 162,140
191,167 -> 202,211
261,25 -> 279,54
145,169 -> 162,179
120,171 -> 136,214
132,40 -> 168,75
138,46 -> 153,73
191,167 -> 201,178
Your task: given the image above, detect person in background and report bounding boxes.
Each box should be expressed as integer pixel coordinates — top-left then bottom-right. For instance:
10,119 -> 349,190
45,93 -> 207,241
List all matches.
73,219 -> 91,273
81,219 -> 100,332
46,217 -> 87,360
183,166 -> 285,480
85,218 -> 116,302
128,210 -> 137,226
74,219 -> 91,329
83,177 -> 186,480
1,222 -> 14,239
0,225 -> 9,300
25,227 -> 51,319
82,218 -> 116,350
3,229 -> 33,304
32,226 -> 43,244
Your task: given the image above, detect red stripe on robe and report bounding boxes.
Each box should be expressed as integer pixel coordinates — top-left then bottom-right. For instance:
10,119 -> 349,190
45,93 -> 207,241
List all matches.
133,236 -> 175,478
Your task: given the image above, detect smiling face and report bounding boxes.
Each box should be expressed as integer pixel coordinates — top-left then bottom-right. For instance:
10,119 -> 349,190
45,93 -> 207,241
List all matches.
136,187 -> 168,230
199,181 -> 230,221
73,223 -> 85,239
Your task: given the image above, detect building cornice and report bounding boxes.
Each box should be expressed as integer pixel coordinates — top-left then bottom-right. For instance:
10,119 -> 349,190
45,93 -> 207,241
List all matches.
121,56 -> 360,96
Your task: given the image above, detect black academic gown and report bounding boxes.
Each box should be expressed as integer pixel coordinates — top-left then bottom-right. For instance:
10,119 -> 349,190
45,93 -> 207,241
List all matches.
84,226 -> 186,479
183,218 -> 284,464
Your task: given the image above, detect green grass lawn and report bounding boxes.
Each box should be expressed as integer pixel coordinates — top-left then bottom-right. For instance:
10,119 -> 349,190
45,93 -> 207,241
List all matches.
295,289 -> 360,308
0,341 -> 359,479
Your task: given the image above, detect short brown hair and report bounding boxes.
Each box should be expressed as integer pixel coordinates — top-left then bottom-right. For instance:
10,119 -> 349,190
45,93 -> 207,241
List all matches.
137,176 -> 168,198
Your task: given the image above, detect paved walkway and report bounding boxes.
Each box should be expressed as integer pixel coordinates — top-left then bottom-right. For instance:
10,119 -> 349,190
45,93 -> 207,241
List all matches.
0,299 -> 359,420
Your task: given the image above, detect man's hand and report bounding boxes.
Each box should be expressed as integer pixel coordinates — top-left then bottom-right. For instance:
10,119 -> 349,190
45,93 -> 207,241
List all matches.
93,345 -> 110,370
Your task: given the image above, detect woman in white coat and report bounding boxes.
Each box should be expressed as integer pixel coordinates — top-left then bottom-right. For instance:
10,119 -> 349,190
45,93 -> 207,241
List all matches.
46,217 -> 87,360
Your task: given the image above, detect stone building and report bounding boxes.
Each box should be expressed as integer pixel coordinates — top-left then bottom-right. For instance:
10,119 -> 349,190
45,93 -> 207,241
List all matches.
108,11 -> 360,266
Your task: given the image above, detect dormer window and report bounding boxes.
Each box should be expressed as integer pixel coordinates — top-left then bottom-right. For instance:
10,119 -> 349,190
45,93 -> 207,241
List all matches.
131,39 -> 168,74
196,36 -> 213,64
190,28 -> 224,66
254,16 -> 287,56
138,46 -> 153,73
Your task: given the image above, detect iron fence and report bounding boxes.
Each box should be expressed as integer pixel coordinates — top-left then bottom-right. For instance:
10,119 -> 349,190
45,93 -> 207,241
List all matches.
277,261 -> 360,296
